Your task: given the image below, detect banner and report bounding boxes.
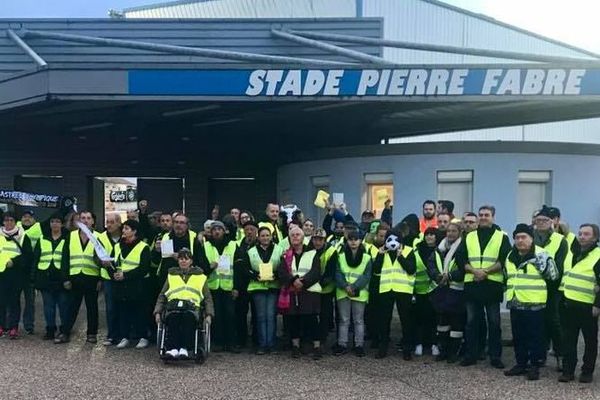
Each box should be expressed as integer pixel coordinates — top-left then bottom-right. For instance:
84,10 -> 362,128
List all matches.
0,189 -> 76,210
109,188 -> 137,203
75,221 -> 113,262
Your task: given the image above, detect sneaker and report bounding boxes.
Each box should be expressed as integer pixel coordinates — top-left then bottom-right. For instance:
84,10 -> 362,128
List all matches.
54,333 -> 70,344
414,344 -> 423,356
135,338 -> 149,349
355,346 -> 366,358
86,335 -> 97,344
431,345 -> 440,356
333,345 -> 348,356
527,366 -> 540,381
178,348 -> 189,360
504,365 -> 527,376
165,349 -> 179,359
116,339 -> 130,349
579,372 -> 594,383
291,346 -> 301,358
558,373 -> 574,383
26,328 -> 34,335
102,339 -> 114,346
8,328 -> 18,339
490,359 -> 505,369
312,347 -> 323,360
460,358 -> 477,367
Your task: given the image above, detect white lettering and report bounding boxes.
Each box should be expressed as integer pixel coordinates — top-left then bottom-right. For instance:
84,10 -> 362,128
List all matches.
565,69 -> 585,95
357,70 -> 380,95
543,69 -> 566,94
522,69 -> 545,95
264,70 -> 284,96
496,69 -> 521,95
426,69 -> 449,95
482,69 -> 502,95
377,69 -> 391,95
447,69 -> 467,95
323,70 -> 344,95
245,69 -> 266,96
302,70 -> 326,96
278,70 -> 302,96
388,69 -> 408,95
405,69 -> 428,95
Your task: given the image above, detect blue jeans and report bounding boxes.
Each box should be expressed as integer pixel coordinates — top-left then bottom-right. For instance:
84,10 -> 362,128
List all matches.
465,300 -> 502,361
104,281 -> 116,340
252,291 -> 277,349
41,289 -> 69,333
18,283 -> 35,331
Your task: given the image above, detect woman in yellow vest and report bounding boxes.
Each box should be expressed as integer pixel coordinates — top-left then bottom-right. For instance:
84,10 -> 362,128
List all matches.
109,220 -> 151,350
277,226 -> 322,359
33,213 -> 68,341
559,223 -> 600,384
332,230 -> 372,357
0,212 -> 33,339
503,224 -> 558,381
242,226 -> 282,354
154,248 -> 214,360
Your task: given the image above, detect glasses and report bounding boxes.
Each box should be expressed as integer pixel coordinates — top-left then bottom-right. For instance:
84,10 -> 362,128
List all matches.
535,218 -> 552,224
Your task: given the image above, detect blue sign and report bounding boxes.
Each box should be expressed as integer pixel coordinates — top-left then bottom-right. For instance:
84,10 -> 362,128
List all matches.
128,68 -> 600,97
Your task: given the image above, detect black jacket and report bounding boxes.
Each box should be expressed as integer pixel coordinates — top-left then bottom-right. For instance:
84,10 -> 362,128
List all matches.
33,230 -> 67,290
110,238 -> 151,301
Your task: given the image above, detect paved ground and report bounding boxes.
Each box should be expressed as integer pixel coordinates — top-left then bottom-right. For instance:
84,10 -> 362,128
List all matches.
1,297 -> 599,399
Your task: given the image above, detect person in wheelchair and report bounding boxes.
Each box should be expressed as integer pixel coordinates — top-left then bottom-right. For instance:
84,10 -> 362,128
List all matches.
153,248 -> 214,360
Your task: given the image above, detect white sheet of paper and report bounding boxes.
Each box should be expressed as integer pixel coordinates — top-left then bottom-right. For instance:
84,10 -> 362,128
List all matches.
217,255 -> 231,274
160,239 -> 174,258
332,192 -> 344,206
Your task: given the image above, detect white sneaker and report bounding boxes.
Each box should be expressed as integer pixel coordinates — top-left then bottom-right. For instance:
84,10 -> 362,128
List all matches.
414,344 -> 423,356
135,338 -> 149,349
165,349 -> 179,358
116,339 -> 130,349
102,339 -> 113,346
431,345 -> 440,356
178,348 -> 189,359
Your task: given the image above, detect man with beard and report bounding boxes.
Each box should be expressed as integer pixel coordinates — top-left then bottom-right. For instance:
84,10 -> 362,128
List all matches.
420,200 -> 438,233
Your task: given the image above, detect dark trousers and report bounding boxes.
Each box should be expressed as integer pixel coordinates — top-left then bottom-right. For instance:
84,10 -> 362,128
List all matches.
544,289 -> 562,357
114,298 -> 146,340
562,300 -> 599,375
319,292 -> 335,342
0,272 -> 21,329
378,292 -> 415,351
165,311 -> 196,350
437,310 -> 465,334
288,314 -> 319,342
510,309 -> 546,367
366,277 -> 381,342
235,290 -> 254,347
465,299 -> 501,361
143,276 -> 160,341
41,289 -> 69,334
65,275 -> 99,336
18,282 -> 35,331
414,293 -> 436,347
212,289 -> 236,348
103,281 -> 116,340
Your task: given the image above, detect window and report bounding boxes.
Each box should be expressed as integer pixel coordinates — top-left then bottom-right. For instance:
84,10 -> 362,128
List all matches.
311,176 -> 330,224
364,173 -> 393,218
517,171 -> 552,224
437,170 -> 473,217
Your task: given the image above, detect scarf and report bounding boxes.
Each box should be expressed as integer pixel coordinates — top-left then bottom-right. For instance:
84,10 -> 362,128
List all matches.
0,226 -> 25,243
438,236 -> 461,274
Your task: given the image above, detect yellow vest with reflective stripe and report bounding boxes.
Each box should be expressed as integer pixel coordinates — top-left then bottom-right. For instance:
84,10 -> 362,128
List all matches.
38,237 -> 64,271
336,252 -> 370,302
247,245 -> 282,292
379,246 -> 415,294
114,241 -> 148,273
464,229 -> 504,284
562,247 -> 600,305
258,221 -> 284,243
505,246 -> 548,304
19,222 -> 42,250
204,241 -> 237,291
97,231 -> 118,280
0,234 -> 25,273
318,245 -> 338,294
68,229 -> 100,277
414,248 -> 436,295
165,273 -> 207,307
440,253 -> 464,291
157,230 -> 197,277
292,249 -> 321,293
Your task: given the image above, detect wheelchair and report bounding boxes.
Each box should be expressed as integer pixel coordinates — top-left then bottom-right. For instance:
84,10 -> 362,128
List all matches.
156,300 -> 211,365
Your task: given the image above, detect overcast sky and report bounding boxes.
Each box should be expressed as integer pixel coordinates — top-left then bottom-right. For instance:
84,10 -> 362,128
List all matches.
1,0 -> 599,53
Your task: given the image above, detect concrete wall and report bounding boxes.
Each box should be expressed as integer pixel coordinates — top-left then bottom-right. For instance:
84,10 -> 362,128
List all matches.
278,145 -> 600,232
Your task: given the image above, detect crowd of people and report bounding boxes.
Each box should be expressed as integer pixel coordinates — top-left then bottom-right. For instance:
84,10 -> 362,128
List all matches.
0,198 -> 598,384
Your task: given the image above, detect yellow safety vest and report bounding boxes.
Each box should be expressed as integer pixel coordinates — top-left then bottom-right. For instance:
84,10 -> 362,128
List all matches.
505,246 -> 548,304
157,230 -> 197,277
247,245 -> 282,292
258,221 -> 284,243
114,241 -> 148,273
464,229 -> 505,284
436,251 -> 463,291
562,247 -> 600,305
37,237 -> 64,271
19,221 -> 42,250
68,229 -> 101,277
414,248 -> 437,295
319,245 -> 338,294
204,241 -> 237,291
379,246 -> 415,294
336,252 -> 370,302
291,249 -> 321,293
0,234 -> 25,273
165,273 -> 207,307
97,231 -> 118,280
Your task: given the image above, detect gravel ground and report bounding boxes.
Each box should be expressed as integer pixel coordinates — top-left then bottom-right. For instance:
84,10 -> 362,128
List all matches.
0,296 -> 598,400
